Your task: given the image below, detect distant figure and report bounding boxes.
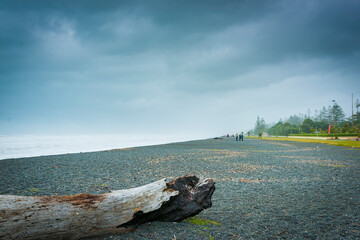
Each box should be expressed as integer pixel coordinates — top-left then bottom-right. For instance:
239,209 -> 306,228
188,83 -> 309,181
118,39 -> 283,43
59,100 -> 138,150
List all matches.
235,133 -> 239,141
240,132 -> 244,141
227,134 -> 229,138
258,133 -> 262,138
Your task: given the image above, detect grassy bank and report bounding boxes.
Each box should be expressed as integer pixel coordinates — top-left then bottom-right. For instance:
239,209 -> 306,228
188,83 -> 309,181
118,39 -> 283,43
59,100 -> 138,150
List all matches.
250,136 -> 360,148
289,133 -> 359,137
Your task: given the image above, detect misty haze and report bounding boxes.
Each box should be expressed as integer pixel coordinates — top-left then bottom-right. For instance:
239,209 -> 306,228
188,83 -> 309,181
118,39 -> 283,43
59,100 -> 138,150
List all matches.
0,1 -> 359,239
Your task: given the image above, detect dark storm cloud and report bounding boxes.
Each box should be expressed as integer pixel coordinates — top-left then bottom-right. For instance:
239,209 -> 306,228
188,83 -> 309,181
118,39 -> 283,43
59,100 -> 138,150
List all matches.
2,0 -> 359,75
1,0 -> 359,134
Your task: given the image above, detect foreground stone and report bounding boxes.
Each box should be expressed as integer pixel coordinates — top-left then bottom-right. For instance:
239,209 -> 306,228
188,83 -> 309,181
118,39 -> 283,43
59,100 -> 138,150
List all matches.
0,175 -> 215,240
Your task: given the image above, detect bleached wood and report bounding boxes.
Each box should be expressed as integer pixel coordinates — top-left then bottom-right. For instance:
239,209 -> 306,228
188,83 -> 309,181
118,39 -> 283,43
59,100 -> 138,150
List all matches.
0,179 -> 178,239
0,175 -> 215,240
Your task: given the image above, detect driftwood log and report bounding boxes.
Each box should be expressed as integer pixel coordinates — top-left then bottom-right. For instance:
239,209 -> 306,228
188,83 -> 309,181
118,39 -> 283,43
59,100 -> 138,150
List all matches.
0,175 -> 215,239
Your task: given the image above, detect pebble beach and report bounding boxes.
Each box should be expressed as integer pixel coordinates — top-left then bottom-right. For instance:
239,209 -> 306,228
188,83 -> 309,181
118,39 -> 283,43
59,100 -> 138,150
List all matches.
1,137 -> 359,239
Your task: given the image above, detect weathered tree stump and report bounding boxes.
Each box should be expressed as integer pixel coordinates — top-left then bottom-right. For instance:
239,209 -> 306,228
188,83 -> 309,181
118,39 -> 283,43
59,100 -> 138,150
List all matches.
0,175 -> 215,239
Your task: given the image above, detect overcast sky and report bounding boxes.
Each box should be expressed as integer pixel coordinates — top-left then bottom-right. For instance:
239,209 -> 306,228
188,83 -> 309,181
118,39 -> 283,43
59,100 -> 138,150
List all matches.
1,0 -> 359,137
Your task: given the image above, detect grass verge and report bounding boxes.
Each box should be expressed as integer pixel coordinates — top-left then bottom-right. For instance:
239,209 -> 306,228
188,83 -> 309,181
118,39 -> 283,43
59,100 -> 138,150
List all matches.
251,136 -> 360,148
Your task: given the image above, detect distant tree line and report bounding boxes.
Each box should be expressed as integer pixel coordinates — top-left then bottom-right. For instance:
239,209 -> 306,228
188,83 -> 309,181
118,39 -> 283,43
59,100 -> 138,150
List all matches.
253,101 -> 360,136
252,116 -> 267,135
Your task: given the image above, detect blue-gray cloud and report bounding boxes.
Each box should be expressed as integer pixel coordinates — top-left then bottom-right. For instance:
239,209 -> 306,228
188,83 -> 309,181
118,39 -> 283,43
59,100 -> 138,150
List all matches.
0,0 -> 359,135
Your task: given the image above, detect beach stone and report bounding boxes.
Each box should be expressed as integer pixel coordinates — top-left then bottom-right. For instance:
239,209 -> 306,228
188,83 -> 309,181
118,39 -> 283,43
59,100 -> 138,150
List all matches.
0,138 -> 359,239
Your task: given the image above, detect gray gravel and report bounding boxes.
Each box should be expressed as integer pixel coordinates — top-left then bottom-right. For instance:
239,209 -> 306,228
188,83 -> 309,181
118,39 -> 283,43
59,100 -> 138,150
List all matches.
1,137 -> 359,239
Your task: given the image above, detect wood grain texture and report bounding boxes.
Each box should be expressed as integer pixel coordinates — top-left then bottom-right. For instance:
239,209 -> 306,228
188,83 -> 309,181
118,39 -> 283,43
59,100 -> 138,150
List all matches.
0,175 -> 215,240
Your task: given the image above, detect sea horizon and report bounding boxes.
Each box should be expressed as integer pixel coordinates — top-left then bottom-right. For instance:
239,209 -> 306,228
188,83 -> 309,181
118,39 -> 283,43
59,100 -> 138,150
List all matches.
0,134 -> 205,160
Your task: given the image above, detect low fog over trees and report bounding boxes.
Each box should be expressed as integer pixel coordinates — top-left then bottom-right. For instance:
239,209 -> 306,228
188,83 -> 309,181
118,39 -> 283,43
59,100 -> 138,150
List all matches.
253,101 -> 360,136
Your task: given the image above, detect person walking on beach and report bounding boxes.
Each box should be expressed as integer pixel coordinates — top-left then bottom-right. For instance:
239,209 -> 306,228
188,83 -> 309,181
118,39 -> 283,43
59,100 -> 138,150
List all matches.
240,132 -> 244,141
235,133 -> 239,141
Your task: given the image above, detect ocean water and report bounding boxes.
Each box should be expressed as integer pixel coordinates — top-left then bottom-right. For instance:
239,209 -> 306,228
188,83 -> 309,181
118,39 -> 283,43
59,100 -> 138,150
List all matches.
0,134 -> 200,160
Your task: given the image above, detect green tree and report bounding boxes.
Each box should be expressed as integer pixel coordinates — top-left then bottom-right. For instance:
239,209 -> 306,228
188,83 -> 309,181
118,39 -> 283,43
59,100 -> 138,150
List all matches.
301,124 -> 311,133
300,118 -> 314,133
268,121 -> 299,136
340,123 -> 350,133
324,103 -> 346,126
302,118 -> 314,126
318,106 -> 328,123
313,121 -> 329,132
285,114 -> 303,126
333,103 -> 346,124
301,118 -> 330,134
355,99 -> 360,125
254,116 -> 267,135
